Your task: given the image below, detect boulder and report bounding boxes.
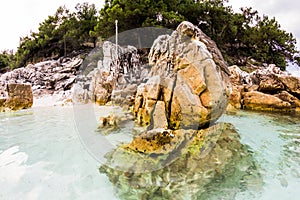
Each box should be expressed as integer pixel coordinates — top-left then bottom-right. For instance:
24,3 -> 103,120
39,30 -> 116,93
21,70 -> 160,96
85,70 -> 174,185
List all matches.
278,75 -> 300,97
228,85 -> 243,109
152,101 -> 168,129
274,91 -> 300,108
243,91 -> 291,111
0,83 -> 33,112
134,21 -> 230,130
228,65 -> 252,85
258,75 -> 285,93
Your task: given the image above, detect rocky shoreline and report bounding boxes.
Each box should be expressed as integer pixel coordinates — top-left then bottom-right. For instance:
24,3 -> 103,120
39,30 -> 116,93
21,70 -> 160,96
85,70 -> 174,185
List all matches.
1,23 -> 299,114
0,57 -> 82,110
228,64 -> 300,113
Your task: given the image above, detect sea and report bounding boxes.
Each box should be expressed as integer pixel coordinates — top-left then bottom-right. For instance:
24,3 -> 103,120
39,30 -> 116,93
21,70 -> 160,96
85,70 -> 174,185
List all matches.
0,105 -> 299,200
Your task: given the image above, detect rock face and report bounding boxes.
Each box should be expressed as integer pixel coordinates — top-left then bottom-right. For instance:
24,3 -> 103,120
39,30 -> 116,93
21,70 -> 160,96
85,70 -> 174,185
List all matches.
0,83 -> 33,111
73,41 -> 149,105
100,123 -> 261,200
134,21 -> 230,129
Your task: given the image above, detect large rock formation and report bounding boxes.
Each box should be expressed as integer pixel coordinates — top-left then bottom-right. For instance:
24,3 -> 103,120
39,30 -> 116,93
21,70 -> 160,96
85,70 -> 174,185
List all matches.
0,83 -> 33,111
134,21 -> 230,130
97,22 -> 260,200
228,64 -> 300,112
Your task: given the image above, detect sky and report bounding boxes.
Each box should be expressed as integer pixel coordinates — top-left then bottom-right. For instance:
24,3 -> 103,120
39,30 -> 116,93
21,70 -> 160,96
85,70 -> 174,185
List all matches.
0,0 -> 299,52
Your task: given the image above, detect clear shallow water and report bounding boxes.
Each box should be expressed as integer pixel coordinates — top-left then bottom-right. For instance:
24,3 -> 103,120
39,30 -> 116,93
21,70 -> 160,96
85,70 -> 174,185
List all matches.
0,106 -> 118,200
222,111 -> 300,200
0,106 -> 299,200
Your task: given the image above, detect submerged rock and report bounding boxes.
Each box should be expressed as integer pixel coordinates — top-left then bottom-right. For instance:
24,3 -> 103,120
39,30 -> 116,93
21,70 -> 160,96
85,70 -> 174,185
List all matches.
99,123 -> 261,200
134,21 -> 230,130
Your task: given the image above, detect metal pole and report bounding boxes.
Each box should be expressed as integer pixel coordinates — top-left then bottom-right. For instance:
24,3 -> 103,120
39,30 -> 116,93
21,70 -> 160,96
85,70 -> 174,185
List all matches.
115,20 -> 118,60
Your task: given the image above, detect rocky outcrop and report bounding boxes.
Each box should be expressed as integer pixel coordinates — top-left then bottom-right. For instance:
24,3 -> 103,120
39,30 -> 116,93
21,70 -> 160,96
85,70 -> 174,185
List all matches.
100,123 -> 261,200
0,83 -> 33,111
73,41 -> 149,105
134,21 -> 230,130
96,22 -> 261,200
228,64 -> 300,112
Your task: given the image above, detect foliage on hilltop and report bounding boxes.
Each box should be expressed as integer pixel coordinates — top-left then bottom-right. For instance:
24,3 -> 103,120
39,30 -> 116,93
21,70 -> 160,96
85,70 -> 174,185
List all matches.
1,0 -> 299,71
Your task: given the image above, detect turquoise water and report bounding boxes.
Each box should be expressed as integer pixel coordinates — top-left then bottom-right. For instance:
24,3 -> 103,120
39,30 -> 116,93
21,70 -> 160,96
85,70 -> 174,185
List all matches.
221,111 -> 300,200
0,106 -> 299,199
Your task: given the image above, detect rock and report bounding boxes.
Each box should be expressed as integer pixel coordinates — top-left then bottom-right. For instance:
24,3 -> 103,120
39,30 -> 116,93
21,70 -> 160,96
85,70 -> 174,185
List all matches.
0,57 -> 82,106
152,101 -> 168,129
144,76 -> 161,100
278,75 -> 300,97
98,114 -> 119,130
134,21 -> 230,130
228,85 -> 243,109
111,84 -> 137,107
274,91 -> 300,108
73,41 -> 148,105
227,65 -> 300,113
0,83 -> 33,112
99,123 -> 261,200
124,128 -> 184,154
229,65 -> 252,85
94,84 -> 110,105
243,91 -> 291,111
258,75 -> 285,93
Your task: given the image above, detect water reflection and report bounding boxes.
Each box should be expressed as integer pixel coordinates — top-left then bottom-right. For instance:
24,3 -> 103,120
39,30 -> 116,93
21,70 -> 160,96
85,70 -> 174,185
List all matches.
99,123 -> 262,200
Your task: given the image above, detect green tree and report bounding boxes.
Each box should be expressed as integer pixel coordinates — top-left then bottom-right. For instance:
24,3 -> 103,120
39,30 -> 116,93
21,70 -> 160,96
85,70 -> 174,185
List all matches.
95,0 -> 299,70
13,0 -> 299,70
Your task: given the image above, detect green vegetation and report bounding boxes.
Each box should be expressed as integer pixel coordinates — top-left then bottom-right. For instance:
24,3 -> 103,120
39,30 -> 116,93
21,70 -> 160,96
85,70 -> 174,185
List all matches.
1,0 -> 299,71
97,0 -> 299,70
0,50 -> 15,72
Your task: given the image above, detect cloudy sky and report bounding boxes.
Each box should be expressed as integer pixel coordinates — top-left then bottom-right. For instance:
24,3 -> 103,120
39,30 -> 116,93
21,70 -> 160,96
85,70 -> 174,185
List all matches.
0,0 -> 299,52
